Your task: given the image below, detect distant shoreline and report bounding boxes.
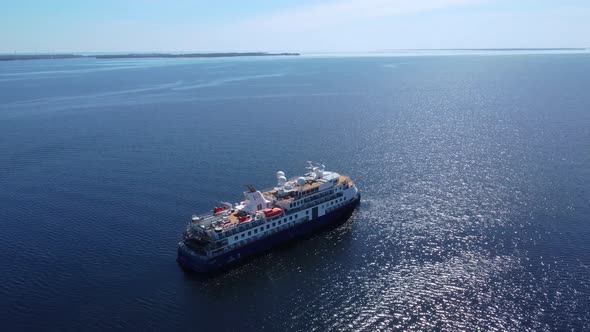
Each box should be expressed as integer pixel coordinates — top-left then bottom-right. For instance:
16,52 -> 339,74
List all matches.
0,52 -> 300,61
1,49 -> 587,61
376,48 -> 587,52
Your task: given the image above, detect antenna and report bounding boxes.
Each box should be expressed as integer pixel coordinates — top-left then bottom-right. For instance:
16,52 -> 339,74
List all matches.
246,185 -> 256,192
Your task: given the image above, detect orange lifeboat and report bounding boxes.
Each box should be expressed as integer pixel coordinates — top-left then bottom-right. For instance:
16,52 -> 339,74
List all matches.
263,207 -> 283,218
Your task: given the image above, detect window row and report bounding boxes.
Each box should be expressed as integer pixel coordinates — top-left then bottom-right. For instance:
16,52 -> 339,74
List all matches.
322,197 -> 345,209
232,213 -> 304,242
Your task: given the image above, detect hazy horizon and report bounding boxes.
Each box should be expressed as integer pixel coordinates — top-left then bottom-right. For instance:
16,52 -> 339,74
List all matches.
1,48 -> 588,56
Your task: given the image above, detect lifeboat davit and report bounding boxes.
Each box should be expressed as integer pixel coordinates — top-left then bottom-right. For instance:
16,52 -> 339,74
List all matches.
263,207 -> 283,218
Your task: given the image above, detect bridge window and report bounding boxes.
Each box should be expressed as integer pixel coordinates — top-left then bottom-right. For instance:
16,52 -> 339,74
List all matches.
234,236 -> 238,241
241,234 -> 245,238
248,231 -> 251,236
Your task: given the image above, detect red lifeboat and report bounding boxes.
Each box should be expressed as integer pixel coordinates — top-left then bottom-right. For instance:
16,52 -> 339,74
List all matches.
238,215 -> 251,223
263,207 -> 283,218
213,206 -> 227,214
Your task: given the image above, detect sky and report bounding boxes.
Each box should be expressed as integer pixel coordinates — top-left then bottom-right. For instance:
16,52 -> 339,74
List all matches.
0,0 -> 589,53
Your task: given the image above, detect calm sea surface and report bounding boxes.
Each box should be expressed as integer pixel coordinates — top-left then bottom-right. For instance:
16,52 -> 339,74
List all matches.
1,54 -> 589,331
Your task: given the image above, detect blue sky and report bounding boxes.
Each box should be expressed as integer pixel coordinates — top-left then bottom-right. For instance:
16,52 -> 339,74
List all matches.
1,0 -> 589,52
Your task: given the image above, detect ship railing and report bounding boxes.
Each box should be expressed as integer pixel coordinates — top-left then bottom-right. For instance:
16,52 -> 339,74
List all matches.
273,184 -> 337,203
188,211 -> 227,232
300,189 -> 335,204
191,210 -> 224,222
286,192 -> 343,215
300,190 -> 337,205
265,214 -> 284,222
195,216 -> 267,240
207,215 -> 310,257
218,218 -> 265,238
197,192 -> 344,245
188,224 -> 210,236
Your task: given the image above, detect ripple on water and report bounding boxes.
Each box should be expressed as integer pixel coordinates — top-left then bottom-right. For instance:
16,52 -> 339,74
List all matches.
1,55 -> 589,331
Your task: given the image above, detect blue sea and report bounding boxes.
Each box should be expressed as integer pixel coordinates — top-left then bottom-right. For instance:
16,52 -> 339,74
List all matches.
1,53 -> 589,331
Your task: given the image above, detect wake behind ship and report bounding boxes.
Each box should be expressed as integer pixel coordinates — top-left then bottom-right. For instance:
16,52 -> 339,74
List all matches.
177,162 -> 360,273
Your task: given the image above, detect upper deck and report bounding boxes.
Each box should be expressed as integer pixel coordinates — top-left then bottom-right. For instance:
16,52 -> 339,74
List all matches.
192,209 -> 240,229
264,174 -> 351,203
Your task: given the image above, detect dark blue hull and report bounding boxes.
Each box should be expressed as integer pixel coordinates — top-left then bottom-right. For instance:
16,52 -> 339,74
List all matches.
177,193 -> 360,273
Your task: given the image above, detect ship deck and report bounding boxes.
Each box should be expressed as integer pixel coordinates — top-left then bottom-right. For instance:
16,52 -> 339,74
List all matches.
196,209 -> 241,230
265,175 -> 350,201
195,175 -> 353,233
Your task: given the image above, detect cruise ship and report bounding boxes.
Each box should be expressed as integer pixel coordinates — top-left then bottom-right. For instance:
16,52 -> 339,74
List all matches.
177,162 -> 360,273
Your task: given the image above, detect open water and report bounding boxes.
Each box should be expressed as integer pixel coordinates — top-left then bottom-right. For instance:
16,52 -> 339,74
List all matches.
1,53 -> 589,331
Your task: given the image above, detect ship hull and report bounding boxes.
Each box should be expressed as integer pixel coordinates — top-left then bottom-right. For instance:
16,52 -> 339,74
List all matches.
177,193 -> 360,273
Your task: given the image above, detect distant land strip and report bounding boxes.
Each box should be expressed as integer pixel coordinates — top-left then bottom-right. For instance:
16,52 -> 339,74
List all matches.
379,48 -> 587,51
0,52 -> 300,61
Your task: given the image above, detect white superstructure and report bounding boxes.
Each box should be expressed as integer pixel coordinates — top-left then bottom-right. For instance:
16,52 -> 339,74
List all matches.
182,162 -> 359,258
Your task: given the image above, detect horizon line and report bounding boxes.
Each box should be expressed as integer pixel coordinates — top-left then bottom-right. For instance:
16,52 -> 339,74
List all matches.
1,47 -> 589,55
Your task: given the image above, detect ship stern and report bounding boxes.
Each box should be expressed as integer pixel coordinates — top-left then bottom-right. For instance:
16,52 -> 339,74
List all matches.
177,242 -> 217,273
